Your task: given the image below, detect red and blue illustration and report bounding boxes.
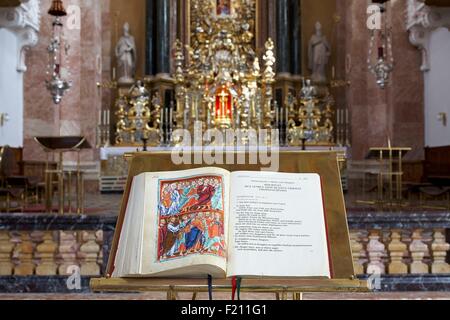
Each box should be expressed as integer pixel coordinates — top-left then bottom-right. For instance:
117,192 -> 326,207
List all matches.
157,175 -> 226,262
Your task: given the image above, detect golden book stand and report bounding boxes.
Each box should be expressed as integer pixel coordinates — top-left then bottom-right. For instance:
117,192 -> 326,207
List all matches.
91,151 -> 371,299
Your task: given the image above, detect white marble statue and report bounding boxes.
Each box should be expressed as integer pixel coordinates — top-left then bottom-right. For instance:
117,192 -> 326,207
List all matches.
308,21 -> 331,83
115,22 -> 136,84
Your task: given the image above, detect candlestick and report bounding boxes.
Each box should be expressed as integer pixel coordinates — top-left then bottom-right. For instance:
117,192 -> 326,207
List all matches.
275,105 -> 279,128
184,108 -> 188,130
207,107 -> 211,129
112,67 -> 116,81
285,106 -> 289,126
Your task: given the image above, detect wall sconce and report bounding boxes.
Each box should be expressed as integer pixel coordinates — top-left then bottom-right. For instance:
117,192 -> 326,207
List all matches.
0,113 -> 9,127
438,112 -> 447,127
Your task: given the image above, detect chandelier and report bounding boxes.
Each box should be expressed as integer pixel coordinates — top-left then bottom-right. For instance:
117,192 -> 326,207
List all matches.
367,0 -> 394,89
45,0 -> 71,104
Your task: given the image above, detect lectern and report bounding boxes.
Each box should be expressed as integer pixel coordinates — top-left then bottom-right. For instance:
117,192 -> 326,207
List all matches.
365,146 -> 411,204
35,136 -> 91,214
91,151 -> 370,299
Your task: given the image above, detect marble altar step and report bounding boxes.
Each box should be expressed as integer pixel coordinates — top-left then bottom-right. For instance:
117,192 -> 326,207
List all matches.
1,275 -> 450,293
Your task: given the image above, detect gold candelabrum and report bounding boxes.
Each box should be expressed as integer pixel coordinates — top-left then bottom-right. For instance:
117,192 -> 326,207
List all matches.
286,81 -> 336,147
114,81 -> 163,147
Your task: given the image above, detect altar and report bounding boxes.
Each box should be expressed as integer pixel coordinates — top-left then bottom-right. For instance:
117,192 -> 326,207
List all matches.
99,145 -> 349,192
96,0 -> 350,159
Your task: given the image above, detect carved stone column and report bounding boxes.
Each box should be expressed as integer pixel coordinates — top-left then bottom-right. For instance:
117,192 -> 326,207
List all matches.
350,230 -> 365,275
78,231 -> 100,276
156,0 -> 171,75
145,0 -> 155,75
290,0 -> 301,76
366,230 -> 386,275
388,230 -> 408,274
57,231 -> 79,275
431,229 -> 450,274
275,0 -> 291,74
35,231 -> 57,276
409,229 -> 429,274
14,232 -> 35,276
0,231 -> 14,276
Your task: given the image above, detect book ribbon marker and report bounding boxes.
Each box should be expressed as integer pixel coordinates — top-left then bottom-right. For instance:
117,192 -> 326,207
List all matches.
231,277 -> 242,300
237,277 -> 242,300
231,276 -> 237,300
208,275 -> 213,300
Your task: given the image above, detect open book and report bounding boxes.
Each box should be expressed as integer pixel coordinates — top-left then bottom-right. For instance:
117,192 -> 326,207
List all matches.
112,167 -> 332,279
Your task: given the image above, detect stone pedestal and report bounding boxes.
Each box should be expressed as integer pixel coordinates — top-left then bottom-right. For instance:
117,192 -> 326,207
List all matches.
431,229 -> 450,274
78,231 -> 100,276
350,230 -> 365,275
410,230 -> 429,274
366,230 -> 386,275
388,230 -> 408,274
0,231 -> 14,276
14,232 -> 35,276
35,231 -> 57,276
57,231 -> 79,275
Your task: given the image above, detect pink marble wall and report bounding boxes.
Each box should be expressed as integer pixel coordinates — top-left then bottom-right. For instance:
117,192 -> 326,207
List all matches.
22,0 -> 425,163
341,0 -> 425,160
23,0 -> 111,162
23,0 -> 58,161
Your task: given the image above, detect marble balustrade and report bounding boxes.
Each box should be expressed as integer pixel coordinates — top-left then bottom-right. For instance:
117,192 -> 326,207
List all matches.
0,230 -> 104,277
350,228 -> 450,276
0,211 -> 449,279
1,229 -> 447,277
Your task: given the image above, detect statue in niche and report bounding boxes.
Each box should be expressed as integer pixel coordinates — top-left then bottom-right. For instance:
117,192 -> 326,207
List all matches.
115,22 -> 136,84
308,22 -> 331,84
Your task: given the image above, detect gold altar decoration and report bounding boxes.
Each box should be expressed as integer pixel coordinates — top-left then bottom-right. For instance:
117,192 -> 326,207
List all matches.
113,81 -> 162,146
286,80 -> 335,146
108,0 -> 341,148
172,0 -> 276,145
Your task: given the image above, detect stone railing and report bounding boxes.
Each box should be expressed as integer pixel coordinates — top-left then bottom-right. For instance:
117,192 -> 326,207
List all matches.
0,210 -> 449,292
348,210 -> 450,275
0,215 -> 116,279
0,230 -> 104,276
350,228 -> 450,276
347,210 -> 450,291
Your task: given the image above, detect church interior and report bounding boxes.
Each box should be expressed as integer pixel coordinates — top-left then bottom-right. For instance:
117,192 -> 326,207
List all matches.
1,0 -> 450,300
